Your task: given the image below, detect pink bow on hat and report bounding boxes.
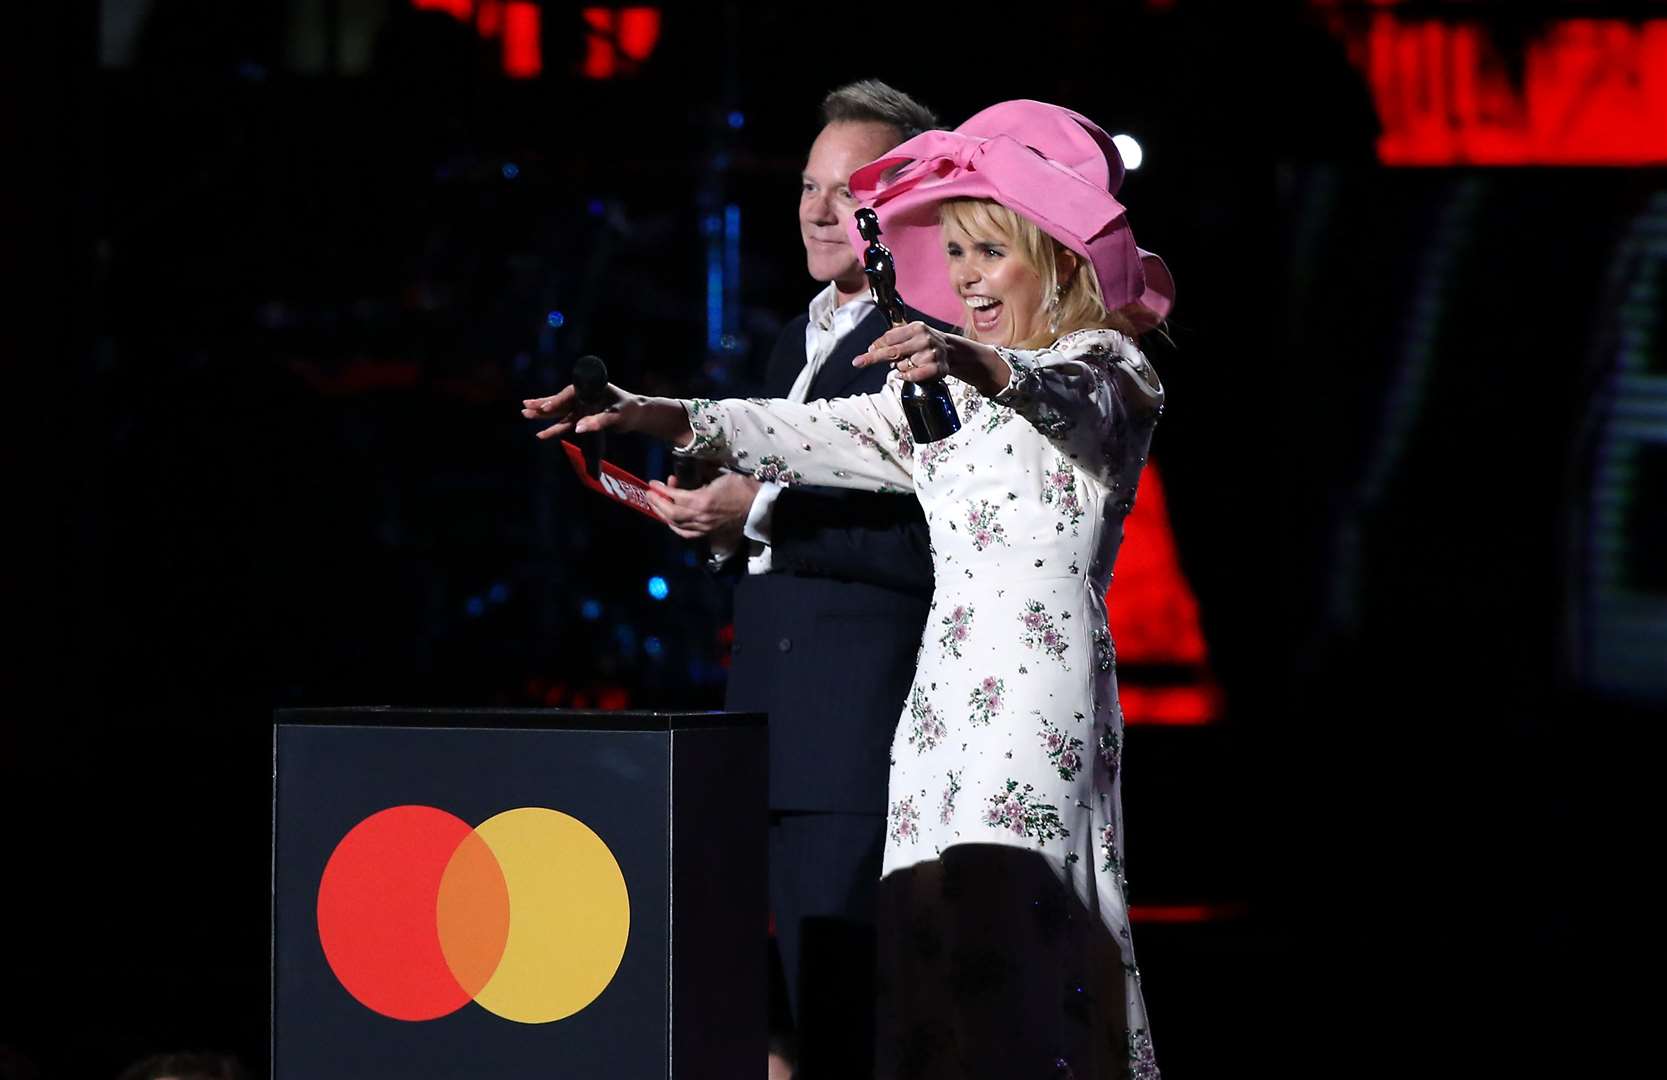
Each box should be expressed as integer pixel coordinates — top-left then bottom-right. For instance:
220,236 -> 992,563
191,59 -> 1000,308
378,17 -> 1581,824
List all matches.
845,99 -> 1173,333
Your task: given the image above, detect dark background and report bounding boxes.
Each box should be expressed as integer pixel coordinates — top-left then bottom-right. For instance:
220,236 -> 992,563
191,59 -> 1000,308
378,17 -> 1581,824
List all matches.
3,1 -> 1659,1076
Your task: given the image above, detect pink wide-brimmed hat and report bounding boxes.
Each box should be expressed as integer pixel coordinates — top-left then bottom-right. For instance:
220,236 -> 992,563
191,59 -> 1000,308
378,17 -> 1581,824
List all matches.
845,99 -> 1174,332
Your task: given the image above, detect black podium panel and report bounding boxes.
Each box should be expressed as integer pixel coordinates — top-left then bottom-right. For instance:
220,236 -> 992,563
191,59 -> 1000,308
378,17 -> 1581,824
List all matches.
273,708 -> 765,1080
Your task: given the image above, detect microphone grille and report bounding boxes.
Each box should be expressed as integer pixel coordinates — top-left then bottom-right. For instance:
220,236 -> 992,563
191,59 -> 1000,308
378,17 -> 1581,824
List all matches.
573,355 -> 609,401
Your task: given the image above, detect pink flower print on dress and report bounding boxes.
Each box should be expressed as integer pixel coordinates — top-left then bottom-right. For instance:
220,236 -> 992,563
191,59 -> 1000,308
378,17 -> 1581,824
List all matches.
939,770 -> 962,825
1018,600 -> 1070,668
751,454 -> 801,486
1020,603 -> 1073,670
906,686 -> 948,752
938,604 -> 975,659
916,439 -> 952,481
1127,1030 -> 1160,1080
889,795 -> 921,845
1099,728 -> 1122,779
965,500 -> 1008,552
983,779 -> 1069,843
829,416 -> 881,453
982,403 -> 1015,434
1037,714 -> 1088,781
1100,820 -> 1126,889
968,676 -> 1005,726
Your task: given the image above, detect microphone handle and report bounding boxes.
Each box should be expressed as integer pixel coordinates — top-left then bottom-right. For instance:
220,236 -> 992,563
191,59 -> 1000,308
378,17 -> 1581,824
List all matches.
586,428 -> 605,480
673,457 -> 707,489
674,458 -> 714,562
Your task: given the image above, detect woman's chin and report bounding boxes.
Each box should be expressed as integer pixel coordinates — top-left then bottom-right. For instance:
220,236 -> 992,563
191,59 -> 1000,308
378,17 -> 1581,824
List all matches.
967,324 -> 1015,349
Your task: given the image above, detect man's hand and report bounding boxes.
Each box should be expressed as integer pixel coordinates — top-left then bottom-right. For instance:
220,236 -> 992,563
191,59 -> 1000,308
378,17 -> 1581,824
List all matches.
646,471 -> 763,549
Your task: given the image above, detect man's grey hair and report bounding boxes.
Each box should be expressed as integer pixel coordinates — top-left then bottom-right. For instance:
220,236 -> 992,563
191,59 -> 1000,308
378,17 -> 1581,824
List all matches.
819,79 -> 939,143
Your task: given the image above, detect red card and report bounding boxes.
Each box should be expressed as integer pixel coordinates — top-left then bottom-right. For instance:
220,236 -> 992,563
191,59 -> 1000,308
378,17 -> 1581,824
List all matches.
560,440 -> 665,522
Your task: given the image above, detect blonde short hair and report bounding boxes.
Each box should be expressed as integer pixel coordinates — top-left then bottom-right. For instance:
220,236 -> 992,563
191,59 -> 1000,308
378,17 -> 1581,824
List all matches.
938,198 -> 1142,349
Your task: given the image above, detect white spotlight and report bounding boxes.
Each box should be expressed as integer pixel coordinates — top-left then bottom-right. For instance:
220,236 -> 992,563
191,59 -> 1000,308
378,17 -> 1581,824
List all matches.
1111,133 -> 1143,171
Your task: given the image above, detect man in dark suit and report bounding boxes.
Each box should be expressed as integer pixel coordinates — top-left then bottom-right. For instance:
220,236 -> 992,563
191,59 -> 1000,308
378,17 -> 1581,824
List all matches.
648,81 -> 943,1079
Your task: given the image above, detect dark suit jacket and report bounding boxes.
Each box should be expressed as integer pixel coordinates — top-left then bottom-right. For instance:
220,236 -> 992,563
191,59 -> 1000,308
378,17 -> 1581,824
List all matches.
724,305 -> 941,814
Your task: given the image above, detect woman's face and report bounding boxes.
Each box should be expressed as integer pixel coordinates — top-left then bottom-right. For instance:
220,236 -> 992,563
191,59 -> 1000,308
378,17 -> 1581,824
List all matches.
941,215 -> 1048,347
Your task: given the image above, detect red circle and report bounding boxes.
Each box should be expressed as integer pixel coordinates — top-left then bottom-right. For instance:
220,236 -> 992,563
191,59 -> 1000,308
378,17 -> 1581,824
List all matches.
316,805 -> 479,1021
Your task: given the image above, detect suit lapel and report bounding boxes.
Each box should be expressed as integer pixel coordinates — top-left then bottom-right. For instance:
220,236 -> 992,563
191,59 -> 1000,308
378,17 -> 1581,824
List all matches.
806,306 -> 956,402
807,308 -> 892,402
768,314 -> 812,398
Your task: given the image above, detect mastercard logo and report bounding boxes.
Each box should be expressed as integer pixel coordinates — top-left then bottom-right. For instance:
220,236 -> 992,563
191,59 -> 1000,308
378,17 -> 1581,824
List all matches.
316,805 -> 630,1024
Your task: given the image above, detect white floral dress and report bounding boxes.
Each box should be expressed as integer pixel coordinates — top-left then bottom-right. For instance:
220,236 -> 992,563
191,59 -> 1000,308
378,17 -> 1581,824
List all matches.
677,328 -> 1163,1079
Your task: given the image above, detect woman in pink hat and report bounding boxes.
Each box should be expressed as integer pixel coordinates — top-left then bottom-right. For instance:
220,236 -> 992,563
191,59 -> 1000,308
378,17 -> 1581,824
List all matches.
525,99 -> 1169,1080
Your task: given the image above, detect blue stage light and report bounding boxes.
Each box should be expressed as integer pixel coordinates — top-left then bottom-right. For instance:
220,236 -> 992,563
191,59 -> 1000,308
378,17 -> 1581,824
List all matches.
488,583 -> 508,603
546,310 -> 565,328
502,162 -> 520,180
644,636 -> 663,657
465,596 -> 485,617
587,199 -> 606,216
647,576 -> 669,601
580,599 -> 602,621
728,111 -> 745,130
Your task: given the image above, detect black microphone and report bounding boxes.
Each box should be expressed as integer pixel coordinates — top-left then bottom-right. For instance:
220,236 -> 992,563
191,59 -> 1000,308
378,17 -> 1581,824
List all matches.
572,354 -> 611,480
673,457 -> 710,490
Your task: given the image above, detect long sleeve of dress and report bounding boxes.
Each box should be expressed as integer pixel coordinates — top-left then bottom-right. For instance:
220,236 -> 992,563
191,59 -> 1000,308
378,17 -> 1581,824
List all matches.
674,379 -> 916,493
989,328 -> 1164,489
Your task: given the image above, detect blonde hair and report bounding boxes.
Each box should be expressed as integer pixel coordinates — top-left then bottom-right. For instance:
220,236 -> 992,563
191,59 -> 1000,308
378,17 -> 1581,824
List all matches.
938,198 -> 1144,349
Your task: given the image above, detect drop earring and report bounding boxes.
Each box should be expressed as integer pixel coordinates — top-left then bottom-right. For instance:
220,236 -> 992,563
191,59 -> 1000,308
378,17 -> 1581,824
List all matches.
1047,283 -> 1065,335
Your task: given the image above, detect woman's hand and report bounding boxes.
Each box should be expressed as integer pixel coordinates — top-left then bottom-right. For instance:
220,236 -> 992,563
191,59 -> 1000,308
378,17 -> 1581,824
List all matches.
851,321 -> 1008,397
520,384 -> 693,445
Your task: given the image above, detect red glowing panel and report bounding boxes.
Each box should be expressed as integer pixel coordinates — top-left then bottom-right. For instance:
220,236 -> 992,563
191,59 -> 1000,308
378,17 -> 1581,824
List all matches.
581,7 -> 662,78
582,8 -> 617,79
411,0 -> 473,19
503,1 -> 541,78
1107,463 -> 1209,666
1322,13 -> 1667,165
475,0 -> 503,37
617,8 -> 662,61
1117,685 -> 1223,727
1129,903 -> 1248,925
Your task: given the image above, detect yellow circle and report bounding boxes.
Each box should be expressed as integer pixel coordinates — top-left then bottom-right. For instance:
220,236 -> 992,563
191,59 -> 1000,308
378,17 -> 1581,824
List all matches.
470,807 -> 630,1023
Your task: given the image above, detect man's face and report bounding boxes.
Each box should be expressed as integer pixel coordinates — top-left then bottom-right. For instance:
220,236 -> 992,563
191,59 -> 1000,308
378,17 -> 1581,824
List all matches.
798,121 -> 900,288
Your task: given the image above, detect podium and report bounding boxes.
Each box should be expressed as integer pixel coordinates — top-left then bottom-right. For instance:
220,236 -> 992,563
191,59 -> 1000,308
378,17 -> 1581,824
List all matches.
272,707 -> 765,1079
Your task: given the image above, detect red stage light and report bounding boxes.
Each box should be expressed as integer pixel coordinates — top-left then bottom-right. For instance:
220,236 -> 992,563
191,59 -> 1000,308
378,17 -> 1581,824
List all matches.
1106,463 -> 1222,725
1313,5 -> 1667,165
1108,464 -> 1209,667
503,2 -> 541,79
1129,903 -> 1248,924
411,0 -> 473,18
582,9 -> 616,79
1117,685 -> 1224,727
617,8 -> 662,61
582,7 -> 663,79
